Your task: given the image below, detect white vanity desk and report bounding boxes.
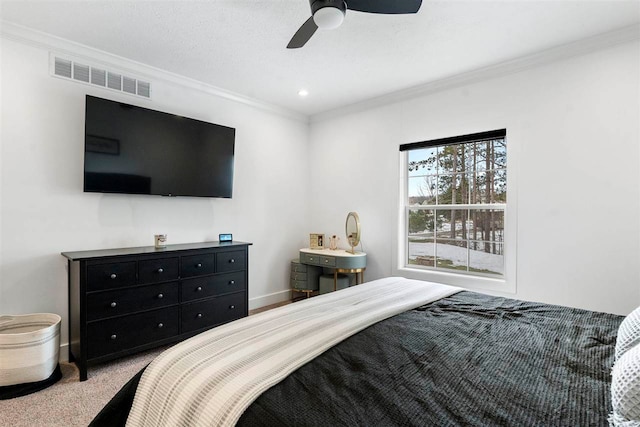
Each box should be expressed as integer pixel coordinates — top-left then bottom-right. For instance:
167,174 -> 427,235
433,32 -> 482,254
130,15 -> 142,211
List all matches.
299,248 -> 367,291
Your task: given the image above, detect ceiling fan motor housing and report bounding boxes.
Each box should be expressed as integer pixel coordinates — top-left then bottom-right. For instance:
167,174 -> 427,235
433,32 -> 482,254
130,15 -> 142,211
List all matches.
310,0 -> 347,29
289,0 -> 422,49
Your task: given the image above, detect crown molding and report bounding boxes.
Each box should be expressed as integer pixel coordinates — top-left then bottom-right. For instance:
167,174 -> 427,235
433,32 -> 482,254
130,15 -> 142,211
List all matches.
311,24 -> 640,123
0,20 -> 309,123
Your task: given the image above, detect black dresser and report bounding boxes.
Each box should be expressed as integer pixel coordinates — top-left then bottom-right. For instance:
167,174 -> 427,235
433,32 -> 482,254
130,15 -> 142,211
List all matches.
62,241 -> 251,380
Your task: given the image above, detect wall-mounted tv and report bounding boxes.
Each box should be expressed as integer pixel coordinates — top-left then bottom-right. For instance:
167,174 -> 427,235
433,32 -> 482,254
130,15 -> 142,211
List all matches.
84,95 -> 235,198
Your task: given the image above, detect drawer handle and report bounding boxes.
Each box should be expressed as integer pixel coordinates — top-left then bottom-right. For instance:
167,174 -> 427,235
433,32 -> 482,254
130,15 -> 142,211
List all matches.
309,257 -> 314,261
196,263 -> 203,268
197,313 -> 203,318
229,259 -> 235,264
196,286 -> 203,292
157,293 -> 164,299
229,305 -> 235,310
157,268 -> 164,273
324,259 -> 329,263
229,280 -> 235,285
157,323 -> 164,328
110,334 -> 117,340
110,273 -> 117,279
110,302 -> 117,308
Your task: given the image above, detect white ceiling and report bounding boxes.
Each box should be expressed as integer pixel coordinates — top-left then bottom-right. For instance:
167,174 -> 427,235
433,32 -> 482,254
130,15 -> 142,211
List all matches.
1,1 -> 639,117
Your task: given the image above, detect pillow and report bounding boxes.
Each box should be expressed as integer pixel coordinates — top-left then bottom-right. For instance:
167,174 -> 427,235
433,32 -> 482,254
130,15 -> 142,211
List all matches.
616,307 -> 640,361
611,344 -> 640,426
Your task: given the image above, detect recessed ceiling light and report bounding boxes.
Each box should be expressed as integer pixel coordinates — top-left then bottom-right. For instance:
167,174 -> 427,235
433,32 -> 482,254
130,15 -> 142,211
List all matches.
298,89 -> 309,97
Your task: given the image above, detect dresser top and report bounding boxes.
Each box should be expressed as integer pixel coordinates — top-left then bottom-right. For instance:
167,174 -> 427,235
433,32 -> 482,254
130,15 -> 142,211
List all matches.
62,241 -> 252,261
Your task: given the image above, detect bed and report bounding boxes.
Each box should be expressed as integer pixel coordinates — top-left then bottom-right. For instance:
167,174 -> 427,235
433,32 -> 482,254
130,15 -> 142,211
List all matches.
90,277 -> 622,426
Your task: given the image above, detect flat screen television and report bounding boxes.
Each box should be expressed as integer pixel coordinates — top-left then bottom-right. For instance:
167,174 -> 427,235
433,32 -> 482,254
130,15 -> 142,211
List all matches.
84,95 -> 235,198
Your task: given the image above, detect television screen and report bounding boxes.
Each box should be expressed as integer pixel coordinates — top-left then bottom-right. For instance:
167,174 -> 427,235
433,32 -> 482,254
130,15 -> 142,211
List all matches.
84,95 -> 235,198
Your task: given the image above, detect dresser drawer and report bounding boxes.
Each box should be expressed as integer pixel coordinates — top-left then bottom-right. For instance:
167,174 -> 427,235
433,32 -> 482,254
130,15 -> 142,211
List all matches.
181,299 -> 218,334
87,307 -> 179,359
181,272 -> 245,302
300,252 -> 320,265
181,292 -> 245,334
215,292 -> 246,325
139,257 -> 179,284
87,261 -> 136,292
290,271 -> 307,281
86,282 -> 179,321
291,261 -> 307,273
291,279 -> 317,291
216,250 -> 246,273
181,254 -> 215,278
319,256 -> 336,267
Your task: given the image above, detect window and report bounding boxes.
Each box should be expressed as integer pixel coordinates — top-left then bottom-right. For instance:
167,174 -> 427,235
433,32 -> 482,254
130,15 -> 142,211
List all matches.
400,130 -> 506,278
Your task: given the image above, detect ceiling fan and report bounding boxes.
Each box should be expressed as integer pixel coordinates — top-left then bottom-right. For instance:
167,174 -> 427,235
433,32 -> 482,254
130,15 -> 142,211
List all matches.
287,0 -> 422,49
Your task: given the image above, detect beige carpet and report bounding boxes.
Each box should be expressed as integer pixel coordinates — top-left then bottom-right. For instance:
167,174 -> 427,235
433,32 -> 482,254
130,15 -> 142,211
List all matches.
0,346 -> 166,427
0,302 -> 291,426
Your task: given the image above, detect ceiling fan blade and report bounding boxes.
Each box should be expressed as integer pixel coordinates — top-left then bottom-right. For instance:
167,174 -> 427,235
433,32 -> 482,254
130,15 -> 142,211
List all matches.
287,16 -> 319,49
346,0 -> 422,14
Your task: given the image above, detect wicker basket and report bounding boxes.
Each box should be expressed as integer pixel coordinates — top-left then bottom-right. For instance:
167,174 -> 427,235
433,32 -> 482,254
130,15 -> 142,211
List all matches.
0,313 -> 61,387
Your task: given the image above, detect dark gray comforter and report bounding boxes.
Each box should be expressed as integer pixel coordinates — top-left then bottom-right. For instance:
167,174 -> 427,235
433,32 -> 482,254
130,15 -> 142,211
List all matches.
91,291 -> 621,426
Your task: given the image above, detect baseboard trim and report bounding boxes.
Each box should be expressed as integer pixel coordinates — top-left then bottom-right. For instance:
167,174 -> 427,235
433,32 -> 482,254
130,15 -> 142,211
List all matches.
249,290 -> 291,310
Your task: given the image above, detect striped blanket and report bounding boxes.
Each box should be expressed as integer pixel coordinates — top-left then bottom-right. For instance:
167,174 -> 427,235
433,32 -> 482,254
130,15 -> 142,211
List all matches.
125,277 -> 460,427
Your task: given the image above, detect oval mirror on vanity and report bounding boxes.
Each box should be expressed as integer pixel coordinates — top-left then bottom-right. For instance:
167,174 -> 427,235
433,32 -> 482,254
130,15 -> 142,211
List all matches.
345,212 -> 361,254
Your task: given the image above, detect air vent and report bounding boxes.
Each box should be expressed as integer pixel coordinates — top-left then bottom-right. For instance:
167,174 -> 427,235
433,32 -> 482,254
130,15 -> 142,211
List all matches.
107,72 -> 122,90
137,81 -> 150,98
73,63 -> 90,83
123,76 -> 136,94
90,68 -> 106,87
54,57 -> 72,78
51,55 -> 151,99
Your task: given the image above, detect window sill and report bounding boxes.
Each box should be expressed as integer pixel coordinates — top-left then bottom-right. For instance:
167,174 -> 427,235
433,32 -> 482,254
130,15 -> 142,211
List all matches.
395,266 -> 515,294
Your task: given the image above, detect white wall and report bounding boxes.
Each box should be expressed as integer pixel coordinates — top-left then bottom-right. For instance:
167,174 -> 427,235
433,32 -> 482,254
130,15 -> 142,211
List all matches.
308,40 -> 640,316
0,37 -> 311,353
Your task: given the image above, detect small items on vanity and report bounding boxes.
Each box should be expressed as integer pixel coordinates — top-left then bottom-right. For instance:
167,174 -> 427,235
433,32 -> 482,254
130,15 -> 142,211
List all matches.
309,233 -> 325,250
329,235 -> 339,250
345,212 -> 361,254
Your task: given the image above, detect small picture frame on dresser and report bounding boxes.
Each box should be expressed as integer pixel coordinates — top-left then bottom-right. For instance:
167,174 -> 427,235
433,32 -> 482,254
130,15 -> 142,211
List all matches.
309,233 -> 325,249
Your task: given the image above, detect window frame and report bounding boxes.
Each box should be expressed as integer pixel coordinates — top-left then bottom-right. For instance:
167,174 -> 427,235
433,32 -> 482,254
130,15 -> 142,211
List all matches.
394,129 -> 516,294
